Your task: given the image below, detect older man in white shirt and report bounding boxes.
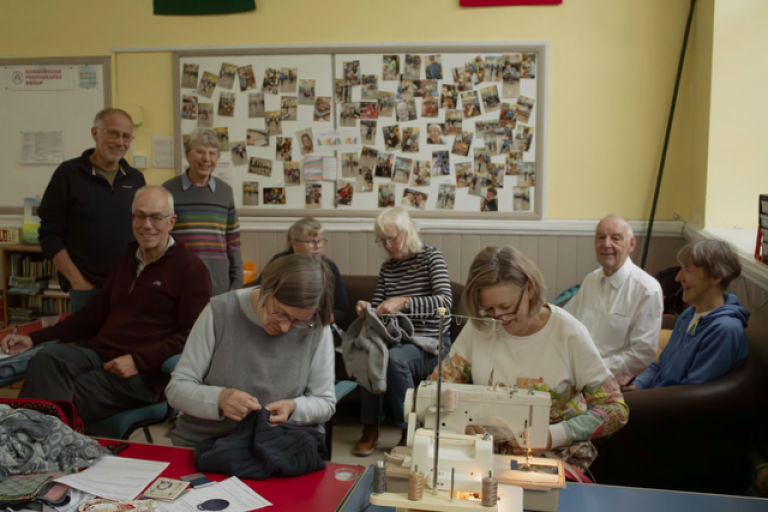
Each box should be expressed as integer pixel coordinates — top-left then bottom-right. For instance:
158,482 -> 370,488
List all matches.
570,215 -> 663,379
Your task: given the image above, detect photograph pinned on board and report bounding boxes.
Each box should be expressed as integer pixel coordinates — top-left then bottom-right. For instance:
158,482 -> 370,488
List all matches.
505,150 -> 523,175
401,127 -> 420,153
360,101 -> 379,120
343,60 -> 361,86
243,181 -> 259,206
515,161 -> 536,186
375,152 -> 394,178
466,56 -> 485,85
314,97 -> 332,122
501,53 -> 522,73
340,102 -> 361,127
402,188 -> 427,211
280,96 -> 298,121
485,56 -> 502,82
183,134 -> 190,152
248,157 -> 272,177
377,91 -> 395,117
247,128 -> 269,147
444,109 -> 463,135
306,182 -> 322,209
284,161 -> 302,186
481,85 -> 501,113
262,68 -> 279,95
481,187 -> 499,212
488,163 -> 505,188
296,128 -> 315,156
440,84 -> 458,110
403,54 -> 422,80
469,169 -> 488,198
452,66 -> 473,92
382,55 -> 400,81
356,169 -> 374,193
393,156 -> 412,183
218,62 -> 238,90
474,148 -> 490,174
360,120 -> 377,143
425,55 -> 442,80
218,92 -> 236,117
182,95 -> 198,120
499,102 -> 517,128
361,74 -> 379,100
382,125 -> 402,151
299,79 -> 316,105
378,183 -> 396,207
336,180 -> 354,206
431,150 -> 450,176
498,134 -> 512,155
197,71 -> 218,98
231,141 -> 248,166
413,80 -> 437,98
395,99 -> 418,122
455,162 -> 474,188
265,110 -> 283,136
514,186 -> 531,211
182,63 -> 199,89
238,65 -> 256,92
248,92 -> 265,118
522,53 -> 537,79
411,160 -> 431,187
275,137 -> 293,161
340,151 -> 359,177
421,96 -> 439,118
360,145 -> 378,171
460,90 -> 482,119
484,135 -> 498,156
475,120 -> 499,136
198,103 -> 213,128
264,187 -> 287,205
426,123 -> 447,145
513,125 -> 534,152
280,67 -> 298,93
436,183 -> 456,210
502,68 -> 521,98
397,76 -> 414,101
214,127 -> 230,152
335,79 -> 352,105
516,96 -> 535,124
451,131 -> 473,157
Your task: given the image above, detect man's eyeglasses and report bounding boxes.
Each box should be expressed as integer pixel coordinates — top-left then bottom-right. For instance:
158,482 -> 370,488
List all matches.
272,297 -> 315,330
375,231 -> 402,248
297,238 -> 327,249
99,128 -> 134,142
132,213 -> 172,225
479,279 -> 528,324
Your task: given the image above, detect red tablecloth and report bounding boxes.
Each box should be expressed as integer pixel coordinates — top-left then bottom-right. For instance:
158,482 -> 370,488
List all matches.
96,439 -> 363,512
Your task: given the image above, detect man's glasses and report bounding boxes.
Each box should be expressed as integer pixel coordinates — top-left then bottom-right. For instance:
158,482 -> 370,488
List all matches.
375,231 -> 402,248
297,238 -> 327,249
132,213 -> 172,225
272,297 -> 315,330
99,128 -> 134,142
479,279 -> 528,325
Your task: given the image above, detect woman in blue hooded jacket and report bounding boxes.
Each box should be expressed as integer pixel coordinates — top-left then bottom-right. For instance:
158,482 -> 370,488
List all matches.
622,240 -> 749,390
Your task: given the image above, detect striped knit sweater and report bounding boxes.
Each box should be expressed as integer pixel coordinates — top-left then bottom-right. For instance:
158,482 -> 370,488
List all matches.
371,245 -> 452,338
163,174 -> 243,296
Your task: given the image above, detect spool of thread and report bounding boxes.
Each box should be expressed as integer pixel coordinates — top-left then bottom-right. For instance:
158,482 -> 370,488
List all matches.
481,470 -> 498,507
372,460 -> 387,495
408,465 -> 424,501
443,388 -> 459,412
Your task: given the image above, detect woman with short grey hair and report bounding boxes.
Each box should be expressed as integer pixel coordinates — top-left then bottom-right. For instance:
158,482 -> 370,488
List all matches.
167,253 -> 336,447
163,127 -> 242,296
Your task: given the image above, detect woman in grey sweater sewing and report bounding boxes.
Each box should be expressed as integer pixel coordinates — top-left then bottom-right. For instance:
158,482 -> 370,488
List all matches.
166,253 -> 336,447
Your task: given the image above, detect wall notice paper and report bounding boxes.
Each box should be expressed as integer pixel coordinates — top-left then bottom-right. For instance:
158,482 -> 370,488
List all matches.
156,476 -> 271,512
21,132 -> 63,164
153,136 -> 175,169
213,160 -> 234,188
54,456 -> 169,502
314,128 -> 360,150
304,155 -> 337,181
7,66 -> 74,91
78,65 -> 98,89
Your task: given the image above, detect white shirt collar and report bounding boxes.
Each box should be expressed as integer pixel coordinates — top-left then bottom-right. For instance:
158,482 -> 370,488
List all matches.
182,169 -> 216,192
136,236 -> 176,275
601,258 -> 634,290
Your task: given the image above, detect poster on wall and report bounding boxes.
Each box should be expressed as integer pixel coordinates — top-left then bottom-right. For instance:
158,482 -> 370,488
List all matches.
6,67 -> 73,91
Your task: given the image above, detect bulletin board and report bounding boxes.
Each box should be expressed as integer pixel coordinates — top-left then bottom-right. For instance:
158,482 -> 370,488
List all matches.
173,43 -> 547,219
0,57 -> 110,211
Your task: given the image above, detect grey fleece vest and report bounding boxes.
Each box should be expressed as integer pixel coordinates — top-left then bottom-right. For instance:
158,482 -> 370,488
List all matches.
173,291 -> 324,445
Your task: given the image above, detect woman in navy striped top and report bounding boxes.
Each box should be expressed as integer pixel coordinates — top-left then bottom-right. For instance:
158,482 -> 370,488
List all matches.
353,207 -> 453,456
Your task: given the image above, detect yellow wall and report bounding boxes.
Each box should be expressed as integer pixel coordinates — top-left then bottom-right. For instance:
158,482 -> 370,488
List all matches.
0,0 -> 695,221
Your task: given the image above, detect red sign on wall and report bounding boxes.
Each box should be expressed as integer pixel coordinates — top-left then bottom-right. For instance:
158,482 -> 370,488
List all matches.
460,0 -> 562,6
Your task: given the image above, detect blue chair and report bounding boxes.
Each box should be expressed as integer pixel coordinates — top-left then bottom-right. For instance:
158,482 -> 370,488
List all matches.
85,354 -> 181,443
324,380 -> 358,460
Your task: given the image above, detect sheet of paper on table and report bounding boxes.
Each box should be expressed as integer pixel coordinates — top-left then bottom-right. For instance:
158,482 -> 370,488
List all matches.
156,477 -> 271,512
55,456 -> 169,502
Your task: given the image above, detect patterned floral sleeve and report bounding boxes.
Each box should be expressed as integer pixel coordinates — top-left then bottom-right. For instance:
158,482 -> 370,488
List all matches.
430,327 -> 473,383
557,378 -> 629,443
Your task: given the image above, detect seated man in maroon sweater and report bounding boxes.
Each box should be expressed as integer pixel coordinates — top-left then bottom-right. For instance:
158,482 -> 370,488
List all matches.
1,186 -> 211,423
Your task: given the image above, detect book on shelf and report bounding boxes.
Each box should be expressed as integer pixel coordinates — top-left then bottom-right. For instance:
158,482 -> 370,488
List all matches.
42,290 -> 69,298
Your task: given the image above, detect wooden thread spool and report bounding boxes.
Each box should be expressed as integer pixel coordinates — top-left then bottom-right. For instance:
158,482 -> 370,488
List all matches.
408,465 -> 424,501
481,470 -> 498,507
443,388 -> 459,412
373,460 -> 387,495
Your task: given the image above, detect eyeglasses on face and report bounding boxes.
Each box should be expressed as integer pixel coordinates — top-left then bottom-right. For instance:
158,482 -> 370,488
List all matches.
132,213 -> 172,225
375,231 -> 402,248
479,278 -> 529,324
297,238 -> 327,248
271,296 -> 315,330
99,128 -> 134,142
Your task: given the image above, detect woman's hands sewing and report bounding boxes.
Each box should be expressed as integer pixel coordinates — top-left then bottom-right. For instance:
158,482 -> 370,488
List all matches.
465,425 -> 553,456
376,297 -> 409,316
218,388 -> 261,421
264,399 -> 297,425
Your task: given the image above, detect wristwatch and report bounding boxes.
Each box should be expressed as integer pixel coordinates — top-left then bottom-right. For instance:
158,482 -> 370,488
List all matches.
403,297 -> 411,312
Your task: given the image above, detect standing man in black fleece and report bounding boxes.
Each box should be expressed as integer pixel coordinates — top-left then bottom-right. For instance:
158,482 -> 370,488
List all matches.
38,108 -> 146,312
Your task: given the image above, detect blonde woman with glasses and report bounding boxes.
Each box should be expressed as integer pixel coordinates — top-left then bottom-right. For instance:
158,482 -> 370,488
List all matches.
255,217 -> 348,322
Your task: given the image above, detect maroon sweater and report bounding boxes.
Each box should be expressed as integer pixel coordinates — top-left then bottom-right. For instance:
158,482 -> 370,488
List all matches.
31,241 -> 212,375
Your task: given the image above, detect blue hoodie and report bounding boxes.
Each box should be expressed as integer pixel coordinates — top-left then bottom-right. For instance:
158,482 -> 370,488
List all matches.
635,293 -> 749,390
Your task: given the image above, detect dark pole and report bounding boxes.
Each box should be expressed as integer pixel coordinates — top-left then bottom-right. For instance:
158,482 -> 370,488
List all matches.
641,0 -> 698,269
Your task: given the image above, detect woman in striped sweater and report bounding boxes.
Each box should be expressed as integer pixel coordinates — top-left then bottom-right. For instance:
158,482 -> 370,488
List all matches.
353,207 -> 453,456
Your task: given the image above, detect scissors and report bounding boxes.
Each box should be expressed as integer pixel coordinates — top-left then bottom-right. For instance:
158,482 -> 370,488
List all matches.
106,442 -> 129,455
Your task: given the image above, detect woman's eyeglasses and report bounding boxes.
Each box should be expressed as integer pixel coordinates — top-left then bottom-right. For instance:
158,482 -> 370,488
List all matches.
479,279 -> 528,324
375,231 -> 402,248
297,238 -> 327,248
271,297 -> 315,329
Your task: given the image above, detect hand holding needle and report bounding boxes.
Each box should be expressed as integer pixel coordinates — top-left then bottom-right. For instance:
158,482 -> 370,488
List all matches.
5,326 -> 18,355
